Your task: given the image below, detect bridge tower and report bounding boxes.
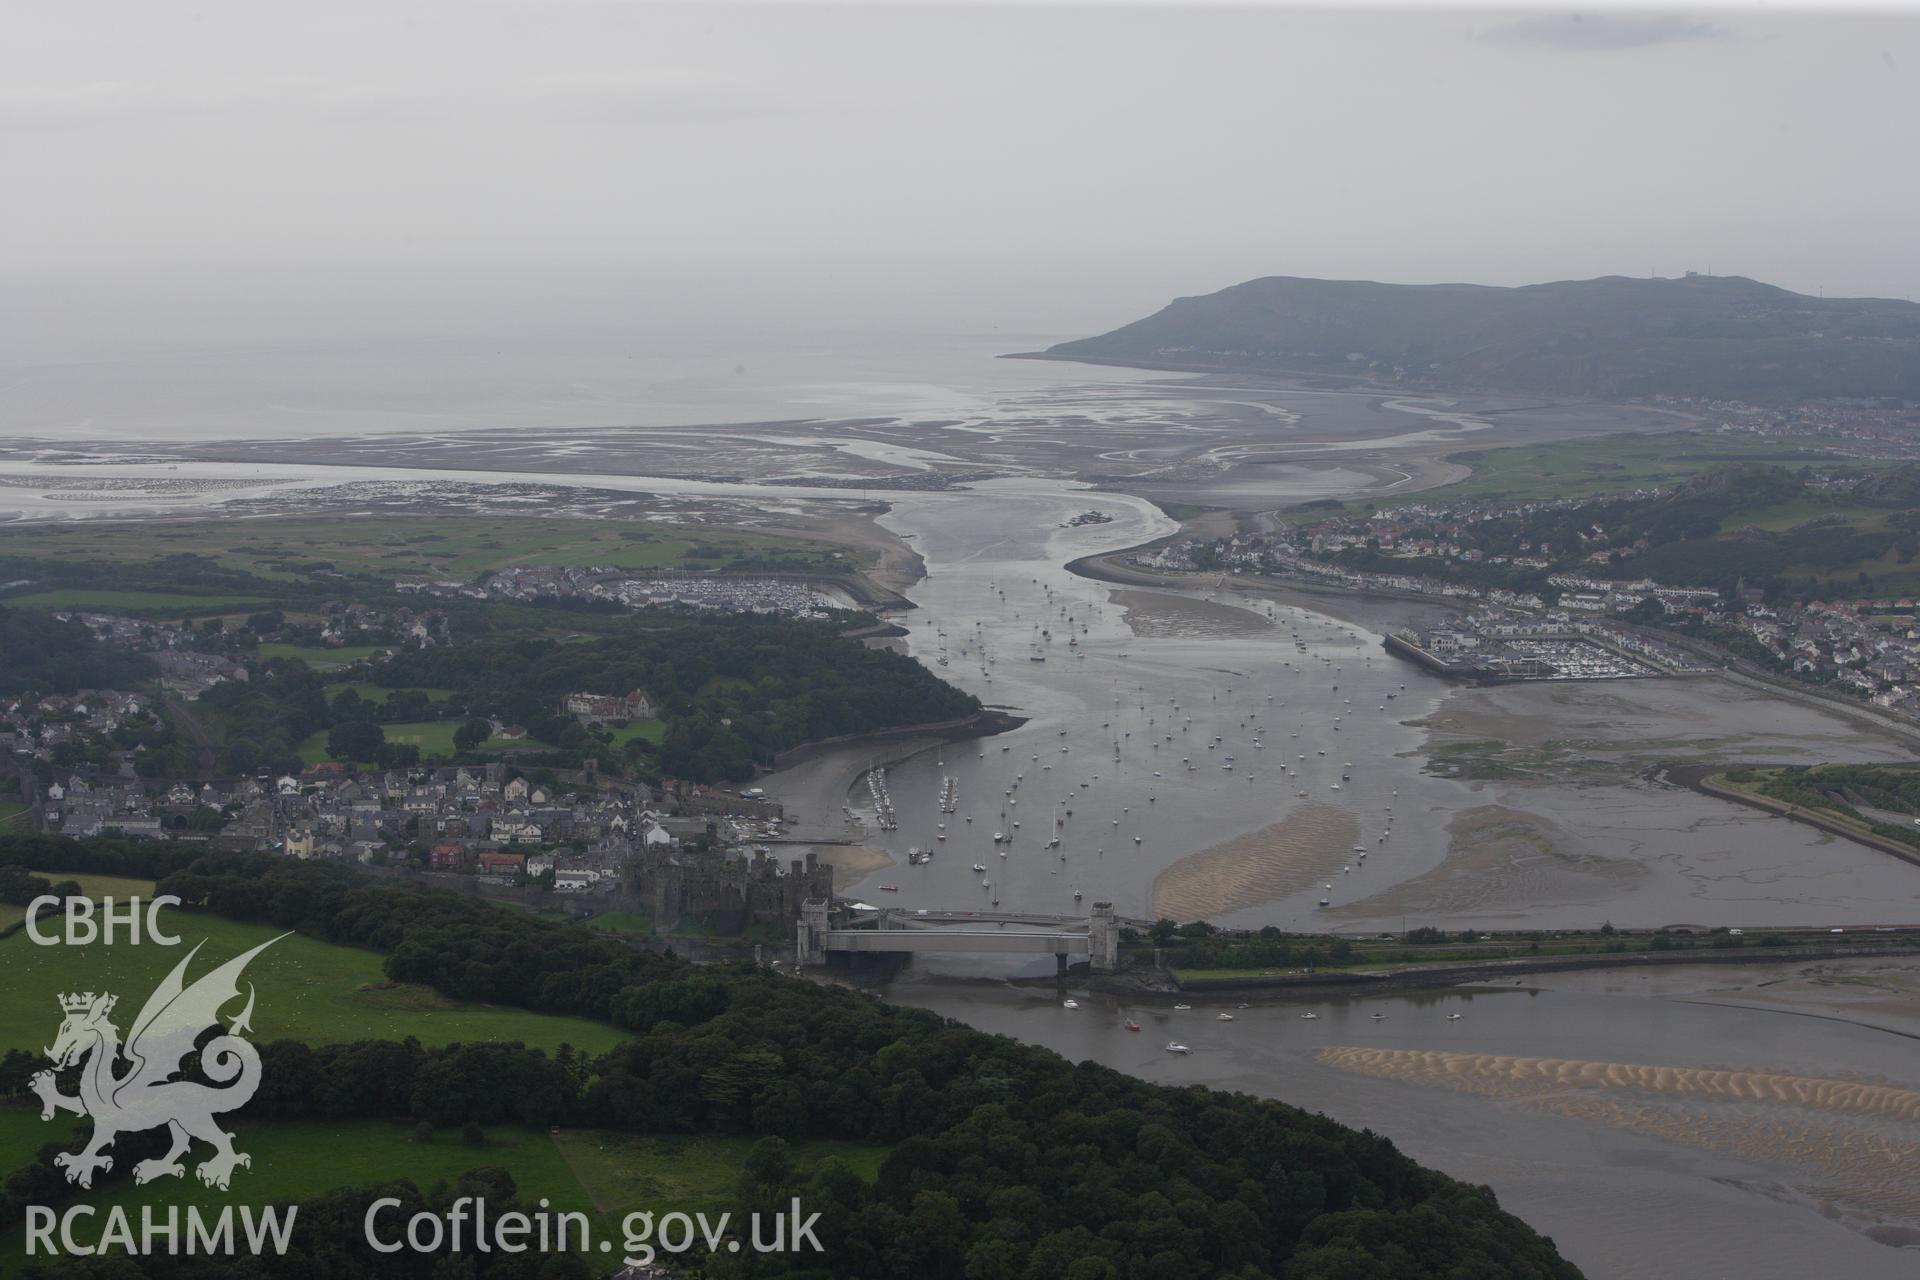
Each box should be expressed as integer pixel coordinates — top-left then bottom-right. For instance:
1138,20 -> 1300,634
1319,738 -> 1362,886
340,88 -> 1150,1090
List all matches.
1089,901 -> 1120,973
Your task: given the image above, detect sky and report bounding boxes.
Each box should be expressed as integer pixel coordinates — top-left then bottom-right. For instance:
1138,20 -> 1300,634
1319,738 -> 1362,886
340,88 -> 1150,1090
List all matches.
4,0 -> 1919,351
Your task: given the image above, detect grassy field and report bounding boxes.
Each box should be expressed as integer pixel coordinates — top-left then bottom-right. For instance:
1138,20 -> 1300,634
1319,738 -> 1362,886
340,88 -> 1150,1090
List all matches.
0,1117 -> 887,1269
256,642 -> 389,669
296,721 -> 541,764
603,719 -> 666,747
0,802 -> 29,833
0,514 -> 869,584
0,1117 -> 594,1266
0,1116 -> 589,1216
0,588 -> 269,614
1383,431 -> 1855,507
0,910 -> 627,1056
554,1132 -> 889,1217
0,868 -> 155,932
583,911 -> 655,937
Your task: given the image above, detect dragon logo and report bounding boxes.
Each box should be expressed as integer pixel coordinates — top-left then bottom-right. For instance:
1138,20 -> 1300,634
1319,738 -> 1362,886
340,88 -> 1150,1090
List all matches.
30,935 -> 286,1192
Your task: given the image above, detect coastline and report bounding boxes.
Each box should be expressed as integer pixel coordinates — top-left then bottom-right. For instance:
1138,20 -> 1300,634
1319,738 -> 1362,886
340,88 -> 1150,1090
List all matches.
764,707 -> 1027,774
1121,941 -> 1920,997
1662,761 -> 1920,868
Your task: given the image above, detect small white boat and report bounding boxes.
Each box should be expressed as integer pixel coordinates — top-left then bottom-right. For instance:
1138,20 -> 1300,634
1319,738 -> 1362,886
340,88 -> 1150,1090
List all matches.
1300,1012 -> 1319,1021
1165,1042 -> 1192,1054
1447,1013 -> 1464,1021
1063,999 -> 1079,1009
1172,1003 -> 1192,1011
1216,1013 -> 1235,1022
1371,1012 -> 1389,1021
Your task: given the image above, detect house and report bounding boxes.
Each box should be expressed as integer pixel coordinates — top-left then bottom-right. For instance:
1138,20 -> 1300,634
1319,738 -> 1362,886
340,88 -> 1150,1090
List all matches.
476,851 -> 525,878
563,689 -> 656,723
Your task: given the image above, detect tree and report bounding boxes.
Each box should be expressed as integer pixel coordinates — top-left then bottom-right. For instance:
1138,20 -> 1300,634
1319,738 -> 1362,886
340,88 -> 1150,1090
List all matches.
738,1136 -> 797,1208
453,718 -> 493,752
327,718 -> 385,762
460,1121 -> 485,1147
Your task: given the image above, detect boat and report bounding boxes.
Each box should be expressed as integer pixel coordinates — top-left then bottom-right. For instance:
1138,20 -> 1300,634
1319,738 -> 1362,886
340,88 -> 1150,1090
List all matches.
1370,1012 -> 1388,1021
1172,1003 -> 1192,1011
1123,1018 -> 1141,1032
1448,1013 -> 1464,1021
1300,1012 -> 1318,1021
992,831 -> 1005,843
1216,1013 -> 1235,1022
1165,1042 -> 1191,1054
1063,999 -> 1079,1009
878,884 -> 897,892
972,863 -> 987,873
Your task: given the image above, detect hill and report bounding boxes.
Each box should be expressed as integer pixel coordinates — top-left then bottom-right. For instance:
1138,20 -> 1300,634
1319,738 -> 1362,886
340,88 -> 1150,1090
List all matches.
0,840 -> 1583,1278
1031,274 -> 1920,402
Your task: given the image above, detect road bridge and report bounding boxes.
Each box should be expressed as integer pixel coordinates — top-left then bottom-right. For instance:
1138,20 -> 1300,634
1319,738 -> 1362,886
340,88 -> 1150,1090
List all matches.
799,900 -> 1123,972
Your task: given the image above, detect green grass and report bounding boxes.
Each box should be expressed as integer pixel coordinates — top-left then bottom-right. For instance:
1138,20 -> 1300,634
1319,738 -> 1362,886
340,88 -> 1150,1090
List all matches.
0,1116 -> 595,1266
0,803 -> 28,834
553,1131 -> 888,1217
583,912 -> 655,937
602,719 -> 666,747
0,869 -> 155,932
0,911 -> 627,1057
256,642 -> 389,668
296,721 -> 540,764
0,515 -> 870,584
26,869 -> 156,898
0,1120 -> 888,1270
1380,430 -> 1854,507
0,589 -> 269,613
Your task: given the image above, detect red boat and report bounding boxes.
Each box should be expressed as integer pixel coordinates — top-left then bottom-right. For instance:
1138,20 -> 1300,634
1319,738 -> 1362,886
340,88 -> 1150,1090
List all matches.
1123,1019 -> 1141,1032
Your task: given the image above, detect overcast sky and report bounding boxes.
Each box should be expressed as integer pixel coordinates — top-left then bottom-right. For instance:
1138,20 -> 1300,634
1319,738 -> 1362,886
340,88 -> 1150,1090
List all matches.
5,1 -> 1919,343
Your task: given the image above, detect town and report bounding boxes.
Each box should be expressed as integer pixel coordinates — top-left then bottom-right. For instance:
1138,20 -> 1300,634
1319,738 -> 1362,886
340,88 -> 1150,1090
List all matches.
1134,475 -> 1920,715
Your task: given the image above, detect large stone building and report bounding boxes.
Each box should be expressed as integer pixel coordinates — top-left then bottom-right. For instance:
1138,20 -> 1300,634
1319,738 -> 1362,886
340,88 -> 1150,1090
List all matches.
631,844 -> 833,933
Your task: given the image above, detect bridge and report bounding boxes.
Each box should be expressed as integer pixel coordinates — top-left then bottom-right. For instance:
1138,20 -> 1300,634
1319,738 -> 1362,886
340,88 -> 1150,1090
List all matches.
797,900 -> 1124,973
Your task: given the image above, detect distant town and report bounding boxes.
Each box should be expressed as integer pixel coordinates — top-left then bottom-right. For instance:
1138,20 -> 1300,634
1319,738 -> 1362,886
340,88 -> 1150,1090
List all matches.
1135,481 -> 1920,718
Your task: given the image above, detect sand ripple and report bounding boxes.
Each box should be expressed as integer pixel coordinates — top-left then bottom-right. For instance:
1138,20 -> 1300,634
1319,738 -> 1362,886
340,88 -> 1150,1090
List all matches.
1150,802 -> 1355,919
1320,1046 -> 1920,1230
1319,1047 -> 1920,1122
